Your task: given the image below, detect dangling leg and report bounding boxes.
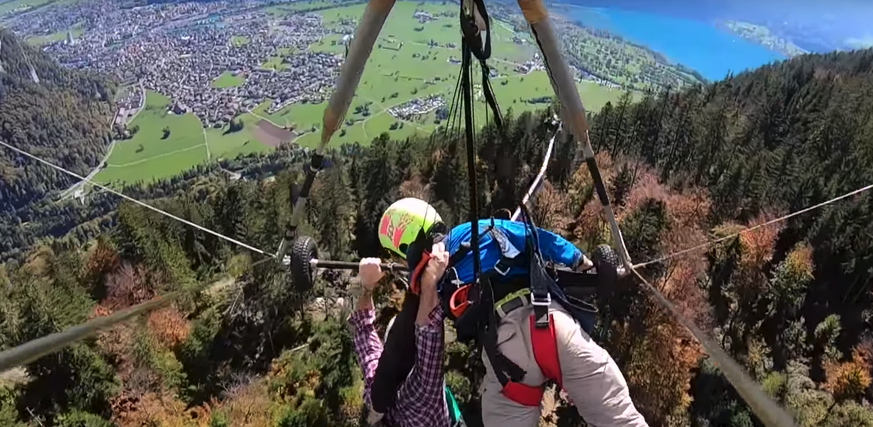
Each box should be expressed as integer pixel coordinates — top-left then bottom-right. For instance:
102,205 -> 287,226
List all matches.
480,307 -> 544,427
550,306 -> 648,426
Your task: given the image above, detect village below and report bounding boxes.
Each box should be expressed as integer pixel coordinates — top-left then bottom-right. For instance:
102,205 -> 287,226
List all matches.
1,0 -> 650,188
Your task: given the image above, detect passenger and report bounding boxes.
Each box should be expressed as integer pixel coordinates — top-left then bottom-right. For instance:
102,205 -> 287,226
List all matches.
349,232 -> 454,426
376,197 -> 648,427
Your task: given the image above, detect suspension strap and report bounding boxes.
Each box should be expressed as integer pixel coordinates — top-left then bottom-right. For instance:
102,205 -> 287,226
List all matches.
461,29 -> 481,281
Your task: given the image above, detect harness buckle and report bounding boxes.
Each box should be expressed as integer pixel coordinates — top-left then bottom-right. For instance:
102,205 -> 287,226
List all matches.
494,262 -> 511,276
531,292 -> 551,307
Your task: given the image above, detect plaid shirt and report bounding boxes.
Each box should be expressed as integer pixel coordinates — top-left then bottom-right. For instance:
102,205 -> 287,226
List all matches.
349,305 -> 450,427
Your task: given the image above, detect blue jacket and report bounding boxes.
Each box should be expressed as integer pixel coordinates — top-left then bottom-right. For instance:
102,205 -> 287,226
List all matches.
443,219 -> 582,284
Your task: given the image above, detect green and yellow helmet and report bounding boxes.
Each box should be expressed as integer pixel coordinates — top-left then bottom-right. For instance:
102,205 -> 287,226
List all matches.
378,198 -> 442,259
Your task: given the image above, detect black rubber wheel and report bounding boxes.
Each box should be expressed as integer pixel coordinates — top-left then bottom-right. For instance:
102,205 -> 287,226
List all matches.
290,236 -> 318,293
591,244 -> 619,290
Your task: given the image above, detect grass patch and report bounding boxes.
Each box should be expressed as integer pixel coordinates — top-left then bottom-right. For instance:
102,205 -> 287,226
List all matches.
95,90 -> 207,185
231,35 -> 250,46
26,25 -> 83,46
0,0 -> 56,15
205,113 -> 273,159
211,71 -> 245,88
265,1 -> 337,16
96,145 -> 209,186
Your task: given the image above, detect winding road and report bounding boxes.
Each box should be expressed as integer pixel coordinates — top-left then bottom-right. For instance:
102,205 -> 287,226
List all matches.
59,84 -> 145,200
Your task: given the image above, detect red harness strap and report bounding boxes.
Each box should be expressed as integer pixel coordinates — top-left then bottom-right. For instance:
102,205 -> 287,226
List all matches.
499,314 -> 562,406
409,251 -> 431,295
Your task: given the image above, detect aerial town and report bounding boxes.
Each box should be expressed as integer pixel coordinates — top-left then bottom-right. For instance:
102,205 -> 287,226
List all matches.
3,0 -> 625,133
388,95 -> 445,120
7,0 -> 344,128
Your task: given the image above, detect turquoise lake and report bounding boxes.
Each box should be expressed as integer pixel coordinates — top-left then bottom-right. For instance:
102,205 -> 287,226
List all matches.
560,5 -> 787,81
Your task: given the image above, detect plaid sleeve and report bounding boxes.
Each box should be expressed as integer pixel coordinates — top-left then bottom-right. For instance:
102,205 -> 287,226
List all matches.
348,309 -> 382,408
394,304 -> 450,426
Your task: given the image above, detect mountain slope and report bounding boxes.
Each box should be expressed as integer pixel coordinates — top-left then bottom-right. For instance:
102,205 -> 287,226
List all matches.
0,28 -> 116,207
0,28 -> 116,258
588,48 -> 873,389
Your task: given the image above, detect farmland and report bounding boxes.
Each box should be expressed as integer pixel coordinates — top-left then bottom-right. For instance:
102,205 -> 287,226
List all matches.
89,1 -> 630,185
268,1 -> 627,147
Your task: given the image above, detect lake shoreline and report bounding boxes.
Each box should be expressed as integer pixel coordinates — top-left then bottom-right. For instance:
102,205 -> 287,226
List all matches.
556,3 -> 787,81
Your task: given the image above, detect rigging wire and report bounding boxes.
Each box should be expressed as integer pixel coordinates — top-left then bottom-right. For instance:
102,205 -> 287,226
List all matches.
632,182 -> 873,270
626,266 -> 796,427
0,285 -> 203,371
0,140 -> 276,259
0,140 -> 280,372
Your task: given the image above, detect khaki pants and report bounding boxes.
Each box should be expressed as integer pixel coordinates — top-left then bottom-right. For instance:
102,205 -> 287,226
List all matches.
481,302 -> 648,427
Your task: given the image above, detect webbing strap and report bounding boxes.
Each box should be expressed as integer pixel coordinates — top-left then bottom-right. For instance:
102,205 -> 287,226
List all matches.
530,314 -> 562,387
448,224 -> 524,277
496,314 -> 563,407
488,226 -> 521,259
501,381 -> 543,407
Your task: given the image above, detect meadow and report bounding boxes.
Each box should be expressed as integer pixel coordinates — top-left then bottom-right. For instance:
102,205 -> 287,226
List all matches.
95,91 -> 208,185
211,71 -> 246,88
0,0 -> 53,15
96,1 -> 629,184
269,1 -> 627,147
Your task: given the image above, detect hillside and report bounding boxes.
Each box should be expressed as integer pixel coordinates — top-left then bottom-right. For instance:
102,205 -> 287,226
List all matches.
0,44 -> 872,427
0,29 -> 116,259
586,48 -> 873,425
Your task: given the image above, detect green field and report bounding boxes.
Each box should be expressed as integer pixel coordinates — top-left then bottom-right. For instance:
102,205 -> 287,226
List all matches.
95,91 -> 208,185
26,25 -> 83,46
231,35 -> 250,46
0,0 -> 53,15
265,1 -> 336,15
95,1 -> 630,184
265,1 -> 627,148
211,71 -> 245,88
205,111 -> 273,160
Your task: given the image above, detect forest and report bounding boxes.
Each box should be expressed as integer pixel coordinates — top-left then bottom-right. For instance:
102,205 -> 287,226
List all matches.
0,29 -> 117,260
1,25 -> 873,427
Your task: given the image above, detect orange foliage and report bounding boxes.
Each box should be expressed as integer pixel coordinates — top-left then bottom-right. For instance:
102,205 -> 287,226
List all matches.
90,305 -> 137,378
823,345 -> 873,402
111,390 -> 208,427
569,151 -> 615,200
105,263 -> 157,309
616,166 -> 713,330
738,215 -> 782,271
622,170 -> 669,219
208,380 -> 277,427
89,305 -> 112,320
82,239 -> 120,287
399,174 -> 432,200
607,307 -> 702,424
661,264 -> 713,330
784,244 -> 814,279
147,307 -> 190,350
855,337 -> 873,366
573,200 -> 610,248
533,181 -> 570,231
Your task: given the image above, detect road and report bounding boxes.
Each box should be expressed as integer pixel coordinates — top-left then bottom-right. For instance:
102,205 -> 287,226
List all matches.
59,139 -> 116,201
59,84 -> 144,200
